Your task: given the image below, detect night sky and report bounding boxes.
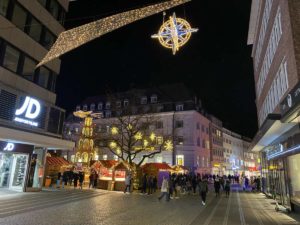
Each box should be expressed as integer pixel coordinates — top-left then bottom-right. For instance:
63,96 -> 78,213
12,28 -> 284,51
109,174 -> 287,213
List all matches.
56,0 -> 258,138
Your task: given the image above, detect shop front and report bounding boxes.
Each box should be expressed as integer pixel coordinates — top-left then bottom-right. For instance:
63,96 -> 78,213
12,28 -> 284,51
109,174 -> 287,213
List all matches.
0,141 -> 33,191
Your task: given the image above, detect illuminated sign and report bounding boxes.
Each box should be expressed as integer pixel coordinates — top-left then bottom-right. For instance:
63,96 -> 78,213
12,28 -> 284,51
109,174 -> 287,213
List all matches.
3,143 -> 14,151
14,97 -> 41,127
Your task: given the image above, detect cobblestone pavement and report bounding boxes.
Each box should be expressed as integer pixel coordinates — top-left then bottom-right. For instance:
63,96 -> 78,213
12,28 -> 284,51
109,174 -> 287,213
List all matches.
0,186 -> 299,225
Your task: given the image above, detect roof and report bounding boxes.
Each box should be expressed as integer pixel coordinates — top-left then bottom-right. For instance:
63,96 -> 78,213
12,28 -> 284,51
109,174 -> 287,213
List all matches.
142,163 -> 172,170
46,157 -> 70,166
92,160 -> 118,169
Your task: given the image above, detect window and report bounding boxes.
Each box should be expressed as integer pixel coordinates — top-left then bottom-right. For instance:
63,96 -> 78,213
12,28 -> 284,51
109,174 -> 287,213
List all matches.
38,0 -> 47,7
22,56 -> 36,81
176,104 -> 184,111
202,140 -> 205,148
76,105 -> 80,111
175,120 -> 183,128
202,125 -> 205,132
90,103 -> 95,111
176,155 -> 184,166
202,157 -> 205,167
0,0 -> 9,17
156,121 -> 163,129
205,140 -> 210,149
106,111 -> 111,118
206,127 -> 209,134
156,136 -> 163,145
3,45 -> 20,73
177,136 -> 183,145
43,30 -> 56,50
151,95 -> 157,103
105,102 -> 111,110
28,17 -> 43,42
37,66 -> 50,88
124,100 -> 129,107
83,105 -> 87,111
103,154 -> 108,160
49,0 -> 59,20
11,4 -> 27,31
196,123 -> 200,130
116,101 -> 121,108
141,96 -> 147,104
97,103 -> 103,110
197,137 -> 200,146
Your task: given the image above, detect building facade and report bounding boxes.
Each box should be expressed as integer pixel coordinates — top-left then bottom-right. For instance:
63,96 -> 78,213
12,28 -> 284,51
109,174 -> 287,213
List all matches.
0,0 -> 74,192
248,0 -> 300,211
63,84 -> 211,173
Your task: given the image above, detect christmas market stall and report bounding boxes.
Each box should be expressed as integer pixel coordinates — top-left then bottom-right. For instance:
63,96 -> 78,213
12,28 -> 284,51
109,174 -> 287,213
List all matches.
142,163 -> 172,187
171,165 -> 189,174
91,160 -> 118,190
112,161 -> 131,191
44,157 -> 71,187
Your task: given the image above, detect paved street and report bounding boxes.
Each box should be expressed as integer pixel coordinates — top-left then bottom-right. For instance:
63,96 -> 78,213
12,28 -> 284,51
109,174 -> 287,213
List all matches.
0,186 -> 299,225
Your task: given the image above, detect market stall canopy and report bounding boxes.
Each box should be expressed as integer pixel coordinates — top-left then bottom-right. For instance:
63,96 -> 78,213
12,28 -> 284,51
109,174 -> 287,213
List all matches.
172,165 -> 189,173
113,161 -> 132,171
46,157 -> 70,166
142,163 -> 172,171
91,160 -> 118,169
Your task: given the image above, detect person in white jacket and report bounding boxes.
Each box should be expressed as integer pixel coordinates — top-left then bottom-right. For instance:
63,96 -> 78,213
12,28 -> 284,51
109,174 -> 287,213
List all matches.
158,177 -> 169,201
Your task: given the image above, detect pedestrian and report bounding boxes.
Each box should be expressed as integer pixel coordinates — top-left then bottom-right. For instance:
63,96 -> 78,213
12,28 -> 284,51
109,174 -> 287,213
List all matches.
220,177 -> 225,190
256,176 -> 261,192
214,177 -> 221,197
140,174 -> 147,195
124,173 -> 132,194
199,178 -> 208,206
225,179 -> 230,197
158,177 -> 169,202
73,172 -> 79,189
147,175 -> 153,195
94,172 -> 98,188
56,172 -> 61,188
152,176 -> 157,193
79,172 -> 84,189
62,171 -> 68,188
68,170 -> 73,186
89,172 -> 95,188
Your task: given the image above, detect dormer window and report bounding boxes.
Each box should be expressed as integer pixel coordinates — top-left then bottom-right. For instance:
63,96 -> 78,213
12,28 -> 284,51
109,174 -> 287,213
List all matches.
76,105 -> 80,111
176,104 -> 184,111
116,101 -> 121,108
83,104 -> 87,111
141,96 -> 147,104
106,102 -> 111,109
97,103 -> 103,110
90,103 -> 95,111
151,95 -> 157,103
124,99 -> 129,107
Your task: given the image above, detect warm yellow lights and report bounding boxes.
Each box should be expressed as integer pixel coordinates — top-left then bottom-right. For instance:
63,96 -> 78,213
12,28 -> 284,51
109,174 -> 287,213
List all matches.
143,139 -> 149,147
150,132 -> 156,141
127,124 -> 133,130
152,12 -> 198,55
111,127 -> 119,135
164,140 -> 173,151
134,132 -> 143,140
110,141 -> 117,149
37,0 -> 190,67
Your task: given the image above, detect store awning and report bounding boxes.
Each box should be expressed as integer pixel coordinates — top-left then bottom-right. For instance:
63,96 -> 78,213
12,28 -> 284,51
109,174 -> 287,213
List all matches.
249,114 -> 297,152
0,126 -> 75,150
142,163 -> 172,170
46,157 -> 70,166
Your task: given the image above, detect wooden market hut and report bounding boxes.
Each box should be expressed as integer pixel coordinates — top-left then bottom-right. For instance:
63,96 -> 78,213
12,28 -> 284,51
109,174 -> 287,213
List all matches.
171,165 -> 189,174
112,161 -> 131,191
91,160 -> 118,190
142,163 -> 172,187
44,157 -> 71,186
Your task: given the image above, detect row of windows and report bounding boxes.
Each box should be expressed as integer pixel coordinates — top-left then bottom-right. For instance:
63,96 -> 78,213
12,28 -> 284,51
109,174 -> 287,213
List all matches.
77,101 -> 184,112
212,137 -> 223,146
38,0 -> 66,25
197,156 -> 210,168
0,39 -> 57,92
0,1 -> 57,50
196,138 -> 210,149
212,128 -> 222,137
257,8 -> 282,98
224,138 -> 232,145
196,122 -> 209,134
213,149 -> 223,157
254,0 -> 273,70
259,60 -> 289,126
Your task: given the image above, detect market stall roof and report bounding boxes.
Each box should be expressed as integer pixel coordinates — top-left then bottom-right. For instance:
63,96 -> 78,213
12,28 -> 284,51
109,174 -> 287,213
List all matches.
92,160 -> 118,169
172,165 -> 189,171
46,157 -> 70,166
142,163 -> 172,170
113,161 -> 131,171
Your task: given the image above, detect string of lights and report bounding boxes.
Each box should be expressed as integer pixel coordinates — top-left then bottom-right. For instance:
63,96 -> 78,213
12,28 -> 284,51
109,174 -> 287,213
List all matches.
37,0 -> 191,67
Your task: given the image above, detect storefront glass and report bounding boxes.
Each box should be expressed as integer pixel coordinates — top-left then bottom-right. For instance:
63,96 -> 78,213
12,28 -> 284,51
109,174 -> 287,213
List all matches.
287,153 -> 300,204
27,148 -> 46,189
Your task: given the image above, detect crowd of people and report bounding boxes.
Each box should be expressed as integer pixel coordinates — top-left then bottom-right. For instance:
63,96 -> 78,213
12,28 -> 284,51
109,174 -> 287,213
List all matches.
56,170 -> 89,189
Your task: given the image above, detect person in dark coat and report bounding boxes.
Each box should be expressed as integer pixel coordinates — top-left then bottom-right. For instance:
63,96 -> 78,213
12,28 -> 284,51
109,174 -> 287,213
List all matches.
79,172 -> 84,189
225,179 -> 231,197
62,171 -> 68,188
140,174 -> 147,194
73,172 -> 79,189
214,177 -> 221,197
152,176 -> 157,193
199,178 -> 208,205
93,173 -> 98,188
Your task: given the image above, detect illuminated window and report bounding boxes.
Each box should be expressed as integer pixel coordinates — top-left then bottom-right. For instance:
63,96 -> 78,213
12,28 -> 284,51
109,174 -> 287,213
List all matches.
114,155 -> 118,161
177,136 -> 183,145
105,102 -> 111,109
103,154 -> 108,160
156,156 -> 162,163
70,155 -> 75,163
83,105 -> 87,111
156,136 -> 163,145
76,105 -> 80,111
176,104 -> 184,111
151,95 -> 157,103
176,155 -> 184,166
105,111 -> 111,118
141,96 -> 147,104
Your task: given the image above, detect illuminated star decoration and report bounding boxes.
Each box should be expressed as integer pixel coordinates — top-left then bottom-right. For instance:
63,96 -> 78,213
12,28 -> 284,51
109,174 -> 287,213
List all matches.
37,0 -> 191,67
151,12 -> 198,55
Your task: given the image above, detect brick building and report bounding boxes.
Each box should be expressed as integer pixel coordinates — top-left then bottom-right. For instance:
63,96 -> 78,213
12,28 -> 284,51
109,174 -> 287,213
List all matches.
248,0 -> 300,211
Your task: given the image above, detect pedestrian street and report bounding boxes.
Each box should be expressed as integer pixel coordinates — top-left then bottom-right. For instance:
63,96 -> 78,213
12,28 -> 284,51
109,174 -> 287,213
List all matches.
0,186 -> 299,225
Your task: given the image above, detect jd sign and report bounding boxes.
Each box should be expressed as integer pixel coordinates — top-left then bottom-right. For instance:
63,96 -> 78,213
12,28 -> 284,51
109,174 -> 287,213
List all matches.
14,96 -> 41,127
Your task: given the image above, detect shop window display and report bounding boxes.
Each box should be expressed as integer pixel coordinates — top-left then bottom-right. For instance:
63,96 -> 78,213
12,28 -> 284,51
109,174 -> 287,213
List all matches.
288,154 -> 300,204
